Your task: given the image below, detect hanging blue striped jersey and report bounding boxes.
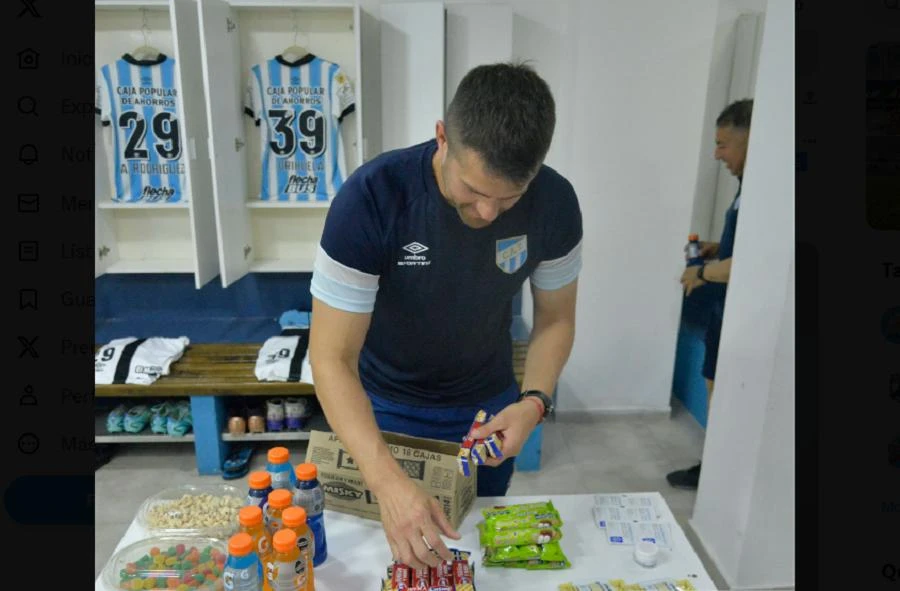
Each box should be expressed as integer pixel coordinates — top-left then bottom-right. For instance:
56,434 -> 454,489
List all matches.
96,54 -> 186,203
244,54 -> 356,202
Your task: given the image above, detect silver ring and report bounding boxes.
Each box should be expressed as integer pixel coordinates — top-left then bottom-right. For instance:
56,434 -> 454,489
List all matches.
422,535 -> 439,555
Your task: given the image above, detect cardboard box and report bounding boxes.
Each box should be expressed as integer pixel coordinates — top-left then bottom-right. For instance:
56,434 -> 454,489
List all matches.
305,430 -> 477,530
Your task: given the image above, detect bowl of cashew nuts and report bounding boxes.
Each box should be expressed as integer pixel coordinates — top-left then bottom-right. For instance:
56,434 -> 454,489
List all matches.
136,484 -> 246,538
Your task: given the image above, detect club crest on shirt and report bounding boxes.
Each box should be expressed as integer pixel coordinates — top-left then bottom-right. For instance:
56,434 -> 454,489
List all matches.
496,235 -> 527,274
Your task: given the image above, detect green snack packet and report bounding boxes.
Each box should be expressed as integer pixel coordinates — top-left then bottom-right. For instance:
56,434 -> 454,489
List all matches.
482,500 -> 555,519
485,508 -> 563,531
481,525 -> 562,547
485,557 -> 571,570
483,541 -> 567,564
524,557 -> 571,570
484,544 -> 541,563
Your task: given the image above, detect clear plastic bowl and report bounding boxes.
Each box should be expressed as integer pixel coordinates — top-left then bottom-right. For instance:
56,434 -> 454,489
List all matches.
101,535 -> 226,591
136,483 -> 245,539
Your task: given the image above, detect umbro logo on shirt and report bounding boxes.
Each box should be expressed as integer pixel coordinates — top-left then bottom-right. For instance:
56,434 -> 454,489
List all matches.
398,242 -> 431,267
402,242 -> 429,254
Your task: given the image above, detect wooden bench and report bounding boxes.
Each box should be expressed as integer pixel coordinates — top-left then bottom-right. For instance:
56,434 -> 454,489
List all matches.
95,344 -> 317,397
96,341 -> 541,474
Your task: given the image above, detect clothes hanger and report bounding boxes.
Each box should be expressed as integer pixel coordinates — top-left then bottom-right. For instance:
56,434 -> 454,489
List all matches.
131,8 -> 162,61
281,10 -> 309,63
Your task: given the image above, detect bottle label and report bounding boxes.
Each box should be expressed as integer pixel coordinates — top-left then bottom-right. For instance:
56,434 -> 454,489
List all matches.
297,532 -> 314,561
247,494 -> 268,514
266,558 -> 306,590
223,566 -> 260,591
270,470 -> 292,490
296,487 -> 325,515
256,533 -> 271,557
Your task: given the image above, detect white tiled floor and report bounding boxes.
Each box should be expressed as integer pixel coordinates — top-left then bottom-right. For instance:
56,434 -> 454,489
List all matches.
95,404 -> 736,588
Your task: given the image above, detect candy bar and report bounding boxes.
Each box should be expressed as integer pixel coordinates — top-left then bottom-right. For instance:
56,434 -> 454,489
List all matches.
410,567 -> 430,591
451,549 -> 471,562
484,434 -> 503,458
452,558 -> 475,591
391,563 -> 411,591
429,561 -> 453,588
460,410 -> 488,449
471,442 -> 487,465
457,454 -> 472,477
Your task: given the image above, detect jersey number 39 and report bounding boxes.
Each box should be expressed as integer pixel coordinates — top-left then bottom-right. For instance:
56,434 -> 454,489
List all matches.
267,109 -> 326,158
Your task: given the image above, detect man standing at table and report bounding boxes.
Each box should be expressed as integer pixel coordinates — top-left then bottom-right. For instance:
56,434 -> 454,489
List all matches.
669,98 -> 753,490
308,62 -> 582,570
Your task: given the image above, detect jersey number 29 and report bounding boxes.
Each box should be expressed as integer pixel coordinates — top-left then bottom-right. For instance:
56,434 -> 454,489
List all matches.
119,111 -> 181,160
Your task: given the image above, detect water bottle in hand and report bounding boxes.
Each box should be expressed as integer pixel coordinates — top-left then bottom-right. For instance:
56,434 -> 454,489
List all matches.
686,234 -> 704,267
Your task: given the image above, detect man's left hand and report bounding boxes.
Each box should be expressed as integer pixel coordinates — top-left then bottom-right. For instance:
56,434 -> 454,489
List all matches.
680,266 -> 707,297
469,401 -> 542,467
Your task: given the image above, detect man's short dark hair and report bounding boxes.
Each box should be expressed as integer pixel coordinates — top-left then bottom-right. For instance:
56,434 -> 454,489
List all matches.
716,98 -> 753,130
445,62 -> 555,184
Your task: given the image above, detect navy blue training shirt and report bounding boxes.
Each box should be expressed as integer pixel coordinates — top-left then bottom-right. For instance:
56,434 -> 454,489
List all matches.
310,139 -> 583,407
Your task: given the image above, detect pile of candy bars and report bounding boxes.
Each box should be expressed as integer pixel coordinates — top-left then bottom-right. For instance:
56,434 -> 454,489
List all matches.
559,579 -> 697,591
381,549 -> 476,591
478,500 -> 571,569
456,410 -> 503,477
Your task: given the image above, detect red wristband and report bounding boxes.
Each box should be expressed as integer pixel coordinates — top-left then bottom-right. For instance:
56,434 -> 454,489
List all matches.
521,395 -> 545,424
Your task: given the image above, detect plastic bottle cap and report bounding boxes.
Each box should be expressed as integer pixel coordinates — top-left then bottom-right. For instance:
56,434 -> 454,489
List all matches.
268,447 -> 290,464
229,532 -> 254,557
268,489 -> 293,509
249,471 -> 272,489
633,541 -> 659,567
688,233 -> 699,241
273,529 -> 298,553
239,505 -> 263,527
295,463 -> 317,481
282,506 -> 308,527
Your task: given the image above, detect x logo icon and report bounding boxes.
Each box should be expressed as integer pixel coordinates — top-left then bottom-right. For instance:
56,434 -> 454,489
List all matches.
18,336 -> 39,358
18,0 -> 40,18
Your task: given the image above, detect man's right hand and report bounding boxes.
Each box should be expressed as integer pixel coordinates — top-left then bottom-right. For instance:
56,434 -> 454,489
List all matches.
375,474 -> 461,571
699,241 -> 719,258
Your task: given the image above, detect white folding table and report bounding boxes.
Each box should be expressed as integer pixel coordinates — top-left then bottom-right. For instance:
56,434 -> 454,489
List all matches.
96,493 -> 718,590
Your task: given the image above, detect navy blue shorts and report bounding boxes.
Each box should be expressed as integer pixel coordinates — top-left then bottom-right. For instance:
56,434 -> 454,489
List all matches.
703,304 -> 724,381
367,383 -> 519,497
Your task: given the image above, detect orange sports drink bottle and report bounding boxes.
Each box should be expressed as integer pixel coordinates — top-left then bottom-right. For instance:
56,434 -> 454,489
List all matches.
282,506 -> 315,590
265,489 -> 293,537
265,529 -> 304,591
238,504 -> 273,565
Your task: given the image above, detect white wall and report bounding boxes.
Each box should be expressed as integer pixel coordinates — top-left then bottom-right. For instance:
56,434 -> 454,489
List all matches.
691,0 -> 766,242
737,268 -> 795,587
379,1 -> 445,151
690,0 -> 794,585
552,0 -> 719,412
444,3 -> 513,108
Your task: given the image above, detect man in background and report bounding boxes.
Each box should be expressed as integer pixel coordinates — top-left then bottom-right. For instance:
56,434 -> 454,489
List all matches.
668,98 -> 753,490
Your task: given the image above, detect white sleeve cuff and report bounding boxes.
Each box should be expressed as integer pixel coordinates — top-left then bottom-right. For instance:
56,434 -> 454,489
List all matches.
530,239 -> 582,290
309,245 -> 380,313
